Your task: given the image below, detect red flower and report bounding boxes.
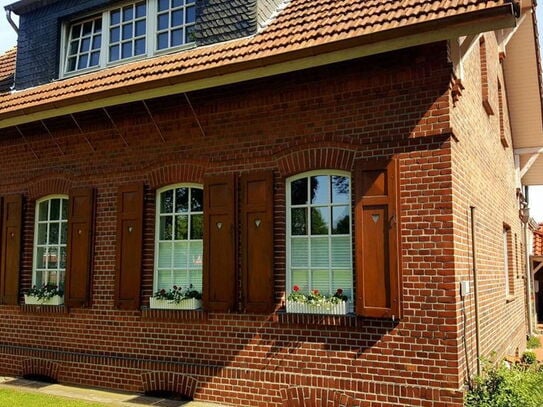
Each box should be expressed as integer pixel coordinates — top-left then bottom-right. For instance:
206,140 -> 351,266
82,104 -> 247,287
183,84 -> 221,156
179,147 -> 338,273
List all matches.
336,288 -> 343,295
293,285 -> 300,292
312,289 -> 320,295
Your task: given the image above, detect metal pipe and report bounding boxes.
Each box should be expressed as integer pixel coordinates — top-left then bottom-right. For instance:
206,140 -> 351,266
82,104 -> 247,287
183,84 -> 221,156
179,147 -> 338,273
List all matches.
470,206 -> 482,376
5,10 -> 19,35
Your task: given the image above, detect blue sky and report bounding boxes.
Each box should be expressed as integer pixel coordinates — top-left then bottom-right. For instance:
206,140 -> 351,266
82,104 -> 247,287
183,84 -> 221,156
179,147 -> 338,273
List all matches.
0,1 -> 542,221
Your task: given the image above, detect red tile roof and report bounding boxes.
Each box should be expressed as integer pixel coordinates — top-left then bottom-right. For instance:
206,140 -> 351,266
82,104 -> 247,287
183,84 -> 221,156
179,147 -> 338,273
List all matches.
0,0 -> 516,125
0,47 -> 16,92
535,224 -> 543,256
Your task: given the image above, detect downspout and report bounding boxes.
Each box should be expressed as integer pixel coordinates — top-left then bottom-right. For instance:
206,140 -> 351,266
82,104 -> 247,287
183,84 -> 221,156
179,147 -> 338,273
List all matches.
470,206 -> 482,376
5,9 -> 19,35
523,186 -> 535,335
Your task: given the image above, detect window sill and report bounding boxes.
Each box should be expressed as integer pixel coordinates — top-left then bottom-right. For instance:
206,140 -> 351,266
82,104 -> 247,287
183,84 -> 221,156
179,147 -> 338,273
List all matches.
141,307 -> 207,321
482,98 -> 494,116
506,295 -> 516,304
20,304 -> 68,314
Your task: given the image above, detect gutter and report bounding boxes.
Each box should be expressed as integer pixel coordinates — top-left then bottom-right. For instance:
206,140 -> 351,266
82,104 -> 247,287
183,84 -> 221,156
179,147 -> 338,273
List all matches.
0,3 -> 517,129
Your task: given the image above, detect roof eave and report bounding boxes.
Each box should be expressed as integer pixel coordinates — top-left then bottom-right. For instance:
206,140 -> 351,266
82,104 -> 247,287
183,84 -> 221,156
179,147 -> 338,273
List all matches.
0,3 -> 517,129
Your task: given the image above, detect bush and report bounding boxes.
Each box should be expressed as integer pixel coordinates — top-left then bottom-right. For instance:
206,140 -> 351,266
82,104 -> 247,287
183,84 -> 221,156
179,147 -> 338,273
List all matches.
527,336 -> 541,349
522,351 -> 537,365
465,361 -> 543,407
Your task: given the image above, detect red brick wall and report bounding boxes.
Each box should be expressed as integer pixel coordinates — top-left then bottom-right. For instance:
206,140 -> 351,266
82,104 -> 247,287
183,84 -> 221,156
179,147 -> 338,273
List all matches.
0,42 -> 487,406
450,32 -> 527,384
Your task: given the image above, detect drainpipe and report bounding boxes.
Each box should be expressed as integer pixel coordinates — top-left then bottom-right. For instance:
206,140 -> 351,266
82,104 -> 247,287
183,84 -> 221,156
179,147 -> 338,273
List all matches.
470,206 -> 482,376
5,9 -> 19,35
523,186 -> 535,335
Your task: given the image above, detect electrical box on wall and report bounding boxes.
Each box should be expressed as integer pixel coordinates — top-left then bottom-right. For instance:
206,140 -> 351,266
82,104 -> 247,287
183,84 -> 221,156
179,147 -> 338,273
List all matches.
460,281 -> 470,297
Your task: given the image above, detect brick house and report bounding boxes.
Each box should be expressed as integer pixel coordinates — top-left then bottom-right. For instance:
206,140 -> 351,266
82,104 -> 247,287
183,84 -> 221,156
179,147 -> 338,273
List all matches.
0,0 -> 542,405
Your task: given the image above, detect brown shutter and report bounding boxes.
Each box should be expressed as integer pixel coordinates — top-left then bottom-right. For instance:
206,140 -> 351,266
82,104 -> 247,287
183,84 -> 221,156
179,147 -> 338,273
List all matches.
241,171 -> 274,313
203,174 -> 237,313
114,182 -> 144,310
65,187 -> 95,308
355,159 -> 401,319
0,195 -> 22,305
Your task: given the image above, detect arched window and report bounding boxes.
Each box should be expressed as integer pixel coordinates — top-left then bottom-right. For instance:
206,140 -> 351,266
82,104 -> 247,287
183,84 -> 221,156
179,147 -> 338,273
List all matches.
286,172 -> 353,304
155,184 -> 203,293
33,196 -> 69,288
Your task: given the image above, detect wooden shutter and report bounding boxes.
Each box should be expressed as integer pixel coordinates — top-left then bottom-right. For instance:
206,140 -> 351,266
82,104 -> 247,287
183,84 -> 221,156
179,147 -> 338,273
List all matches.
115,182 -> 144,310
0,195 -> 22,305
65,187 -> 94,308
241,171 -> 274,313
355,159 -> 401,319
203,174 -> 237,313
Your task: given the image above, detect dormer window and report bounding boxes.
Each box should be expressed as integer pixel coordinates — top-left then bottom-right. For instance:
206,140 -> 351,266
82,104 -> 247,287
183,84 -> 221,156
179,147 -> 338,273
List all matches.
62,0 -> 196,76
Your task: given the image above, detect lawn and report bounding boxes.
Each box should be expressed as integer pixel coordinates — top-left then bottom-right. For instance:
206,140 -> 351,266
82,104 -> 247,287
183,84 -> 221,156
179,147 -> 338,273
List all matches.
0,387 -> 107,406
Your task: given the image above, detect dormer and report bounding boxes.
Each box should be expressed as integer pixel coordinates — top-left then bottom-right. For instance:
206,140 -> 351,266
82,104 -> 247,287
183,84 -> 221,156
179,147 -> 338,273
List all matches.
5,0 -> 283,90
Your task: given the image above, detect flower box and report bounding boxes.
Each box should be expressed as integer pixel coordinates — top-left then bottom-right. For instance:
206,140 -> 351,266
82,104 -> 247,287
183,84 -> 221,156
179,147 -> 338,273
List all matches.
24,294 -> 64,305
286,300 -> 347,315
149,297 -> 202,310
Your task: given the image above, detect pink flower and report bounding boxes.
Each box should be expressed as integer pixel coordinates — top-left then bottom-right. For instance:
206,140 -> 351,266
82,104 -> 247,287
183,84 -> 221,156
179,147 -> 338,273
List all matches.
312,289 -> 320,295
336,288 -> 343,295
293,285 -> 300,292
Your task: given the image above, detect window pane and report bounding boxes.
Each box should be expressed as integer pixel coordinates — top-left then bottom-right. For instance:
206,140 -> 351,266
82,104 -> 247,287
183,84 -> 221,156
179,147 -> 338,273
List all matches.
291,208 -> 307,235
37,223 -> 48,245
158,13 -> 169,30
157,32 -> 168,49
173,241 -> 188,268
171,29 -> 182,46
158,0 -> 169,12
186,6 -> 196,23
134,38 -> 146,55
331,236 -> 350,267
291,238 -> 308,268
47,247 -> 58,269
110,27 -> 120,42
92,35 -> 101,50
77,55 -> 89,70
39,201 -> 49,221
69,41 -> 78,55
60,222 -> 67,244
80,38 -> 91,52
135,2 -> 146,18
173,0 -> 183,7
158,242 -> 173,268
189,241 -> 203,268
135,20 -> 146,36
332,206 -> 350,234
95,18 -> 102,32
311,207 -> 329,235
122,23 -> 133,40
191,188 -> 203,211
59,246 -> 66,269
310,237 -> 329,267
311,269 -> 330,294
121,42 -> 132,58
160,216 -> 173,240
50,199 -> 60,220
190,269 -> 203,292
109,45 -> 120,61
157,269 -> 173,289
291,269 -> 309,292
186,25 -> 195,42
90,51 -> 100,66
36,247 -> 46,269
332,269 -> 352,297
175,188 -> 188,212
71,24 -> 81,38
331,176 -> 349,203
160,189 -> 173,213
310,175 -> 329,204
175,215 -> 188,240
123,5 -> 134,22
49,223 -> 59,244
190,214 -> 203,239
172,269 -> 189,288
111,9 -> 121,25
291,178 -> 307,205
82,21 -> 93,36
172,9 -> 183,27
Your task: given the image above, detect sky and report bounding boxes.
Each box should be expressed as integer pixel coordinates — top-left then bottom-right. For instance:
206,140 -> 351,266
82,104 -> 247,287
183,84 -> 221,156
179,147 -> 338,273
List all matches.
0,1 -> 542,221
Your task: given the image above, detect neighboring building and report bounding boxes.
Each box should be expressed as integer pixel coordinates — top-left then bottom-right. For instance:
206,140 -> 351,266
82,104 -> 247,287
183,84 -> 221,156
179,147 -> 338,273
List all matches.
533,223 -> 543,322
0,0 -> 542,406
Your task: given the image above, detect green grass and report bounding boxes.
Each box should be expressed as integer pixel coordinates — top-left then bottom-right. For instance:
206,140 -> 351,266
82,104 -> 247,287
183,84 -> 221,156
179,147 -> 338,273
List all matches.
0,387 -> 107,407
527,336 -> 541,349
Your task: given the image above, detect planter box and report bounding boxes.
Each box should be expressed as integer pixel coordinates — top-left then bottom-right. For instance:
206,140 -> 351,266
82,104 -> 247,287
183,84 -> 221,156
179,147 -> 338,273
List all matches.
24,295 -> 64,305
149,297 -> 202,310
286,300 -> 347,315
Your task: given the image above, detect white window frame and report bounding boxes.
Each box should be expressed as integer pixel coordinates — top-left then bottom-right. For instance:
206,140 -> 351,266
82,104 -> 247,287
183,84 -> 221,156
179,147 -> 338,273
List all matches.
154,183 -> 203,293
60,0 -> 196,78
32,195 -> 69,289
286,170 -> 353,308
503,226 -> 511,296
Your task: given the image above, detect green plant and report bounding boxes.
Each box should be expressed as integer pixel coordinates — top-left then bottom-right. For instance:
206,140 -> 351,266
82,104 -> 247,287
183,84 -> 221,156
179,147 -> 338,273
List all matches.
527,336 -> 541,349
25,284 -> 63,300
287,285 -> 348,305
522,351 -> 537,365
153,284 -> 201,303
465,359 -> 543,407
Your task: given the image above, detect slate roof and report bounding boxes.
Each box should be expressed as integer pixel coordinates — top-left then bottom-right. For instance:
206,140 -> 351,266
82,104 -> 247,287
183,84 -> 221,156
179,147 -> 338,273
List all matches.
0,47 -> 16,93
0,0 -> 516,123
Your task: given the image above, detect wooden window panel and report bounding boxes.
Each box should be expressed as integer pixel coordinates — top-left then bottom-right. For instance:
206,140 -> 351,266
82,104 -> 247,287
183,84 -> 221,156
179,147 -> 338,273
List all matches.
0,195 -> 22,305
